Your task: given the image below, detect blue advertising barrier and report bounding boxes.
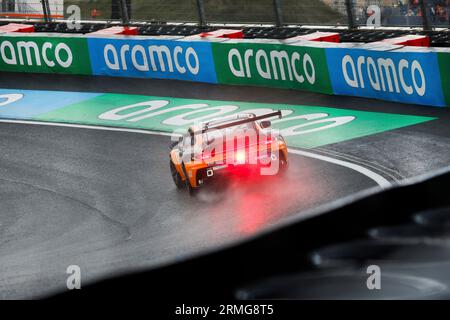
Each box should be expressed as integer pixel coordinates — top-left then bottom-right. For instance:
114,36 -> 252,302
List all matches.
87,37 -> 218,83
325,48 -> 446,107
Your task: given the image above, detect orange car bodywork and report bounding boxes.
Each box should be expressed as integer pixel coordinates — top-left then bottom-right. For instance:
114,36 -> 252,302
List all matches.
170,136 -> 288,188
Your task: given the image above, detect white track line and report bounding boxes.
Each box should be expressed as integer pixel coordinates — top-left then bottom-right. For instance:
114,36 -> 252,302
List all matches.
0,118 -> 392,188
288,149 -> 391,188
0,119 -> 176,137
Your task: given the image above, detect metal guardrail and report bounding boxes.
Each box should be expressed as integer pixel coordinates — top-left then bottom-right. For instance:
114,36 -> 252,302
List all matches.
0,0 -> 448,31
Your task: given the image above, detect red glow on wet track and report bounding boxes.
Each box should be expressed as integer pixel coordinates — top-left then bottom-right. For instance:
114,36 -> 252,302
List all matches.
237,192 -> 270,234
196,157 -> 328,242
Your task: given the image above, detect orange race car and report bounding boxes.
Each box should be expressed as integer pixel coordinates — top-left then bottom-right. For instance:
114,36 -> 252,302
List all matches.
169,111 -> 289,195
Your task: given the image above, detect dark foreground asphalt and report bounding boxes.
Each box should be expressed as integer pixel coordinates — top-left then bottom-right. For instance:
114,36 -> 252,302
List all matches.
0,73 -> 449,298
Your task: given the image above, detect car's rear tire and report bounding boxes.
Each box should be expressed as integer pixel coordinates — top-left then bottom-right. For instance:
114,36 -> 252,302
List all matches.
181,163 -> 197,196
278,154 -> 288,174
187,180 -> 196,196
170,160 -> 184,189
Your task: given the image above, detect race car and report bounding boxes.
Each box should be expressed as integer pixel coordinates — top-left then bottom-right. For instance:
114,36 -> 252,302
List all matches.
169,110 -> 288,195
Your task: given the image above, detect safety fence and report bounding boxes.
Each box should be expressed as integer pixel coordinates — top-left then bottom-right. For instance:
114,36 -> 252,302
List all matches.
0,33 -> 448,106
1,1 -> 449,30
0,0 -> 64,19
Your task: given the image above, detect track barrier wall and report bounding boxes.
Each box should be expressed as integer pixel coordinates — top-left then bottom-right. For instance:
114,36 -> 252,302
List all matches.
0,33 -> 449,107
211,40 -> 333,94
326,47 -> 446,106
438,50 -> 450,106
0,33 -> 91,75
87,36 -> 218,83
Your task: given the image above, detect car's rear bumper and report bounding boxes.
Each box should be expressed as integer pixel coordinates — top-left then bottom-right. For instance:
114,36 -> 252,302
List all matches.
196,152 -> 281,186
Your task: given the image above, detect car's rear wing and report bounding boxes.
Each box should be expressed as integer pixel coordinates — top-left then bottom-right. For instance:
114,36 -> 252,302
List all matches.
190,110 -> 282,138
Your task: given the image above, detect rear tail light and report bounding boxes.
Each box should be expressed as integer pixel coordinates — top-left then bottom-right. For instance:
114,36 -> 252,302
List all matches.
235,150 -> 246,164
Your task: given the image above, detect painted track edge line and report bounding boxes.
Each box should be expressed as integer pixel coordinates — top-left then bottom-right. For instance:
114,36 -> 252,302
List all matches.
288,149 -> 392,188
0,118 -> 392,188
0,118 -> 177,137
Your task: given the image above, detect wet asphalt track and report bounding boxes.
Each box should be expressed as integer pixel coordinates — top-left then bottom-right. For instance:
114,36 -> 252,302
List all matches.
0,73 -> 449,298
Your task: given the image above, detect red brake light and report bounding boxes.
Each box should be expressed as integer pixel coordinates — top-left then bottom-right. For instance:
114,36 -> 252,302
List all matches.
235,150 -> 246,164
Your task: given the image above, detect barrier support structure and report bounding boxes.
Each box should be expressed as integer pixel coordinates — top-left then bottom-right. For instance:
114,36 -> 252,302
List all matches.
273,0 -> 284,27
196,0 -> 206,27
41,0 -> 51,22
345,0 -> 356,29
119,0 -> 130,26
420,0 -> 432,31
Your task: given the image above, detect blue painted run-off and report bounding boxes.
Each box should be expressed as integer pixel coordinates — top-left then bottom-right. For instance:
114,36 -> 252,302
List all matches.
0,89 -> 99,119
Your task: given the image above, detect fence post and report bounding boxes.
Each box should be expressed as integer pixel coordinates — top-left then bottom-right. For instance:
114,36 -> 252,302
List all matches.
41,0 -> 51,22
273,0 -> 284,27
345,0 -> 356,29
119,0 -> 130,25
196,0 -> 206,26
419,0 -> 432,31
